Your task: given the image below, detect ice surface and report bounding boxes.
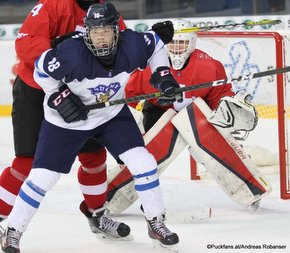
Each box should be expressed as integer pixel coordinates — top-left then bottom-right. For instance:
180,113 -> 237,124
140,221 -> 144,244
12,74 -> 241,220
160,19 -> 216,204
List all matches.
0,117 -> 289,253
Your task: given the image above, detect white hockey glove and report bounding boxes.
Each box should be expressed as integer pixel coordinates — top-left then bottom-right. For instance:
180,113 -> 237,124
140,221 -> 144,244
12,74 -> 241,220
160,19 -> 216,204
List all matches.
207,92 -> 258,133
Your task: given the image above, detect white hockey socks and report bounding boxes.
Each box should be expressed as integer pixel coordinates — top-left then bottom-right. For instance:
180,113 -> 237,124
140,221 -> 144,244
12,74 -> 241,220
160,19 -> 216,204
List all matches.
7,169 -> 60,232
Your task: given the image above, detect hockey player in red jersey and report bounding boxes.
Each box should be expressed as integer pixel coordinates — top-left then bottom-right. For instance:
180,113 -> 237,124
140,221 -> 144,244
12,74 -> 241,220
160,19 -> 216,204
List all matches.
0,0 -> 127,235
106,18 -> 271,214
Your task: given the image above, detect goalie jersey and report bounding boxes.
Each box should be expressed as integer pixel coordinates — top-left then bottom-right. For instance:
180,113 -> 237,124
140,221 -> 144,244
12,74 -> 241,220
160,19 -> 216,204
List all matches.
126,49 -> 235,110
34,30 -> 168,130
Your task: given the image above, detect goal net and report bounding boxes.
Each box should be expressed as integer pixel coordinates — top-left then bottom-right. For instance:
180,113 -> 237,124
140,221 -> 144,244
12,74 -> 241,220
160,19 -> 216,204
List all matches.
192,31 -> 290,199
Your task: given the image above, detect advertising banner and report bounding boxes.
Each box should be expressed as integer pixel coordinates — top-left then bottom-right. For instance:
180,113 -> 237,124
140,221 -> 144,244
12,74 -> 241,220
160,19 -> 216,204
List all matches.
1,15 -> 290,116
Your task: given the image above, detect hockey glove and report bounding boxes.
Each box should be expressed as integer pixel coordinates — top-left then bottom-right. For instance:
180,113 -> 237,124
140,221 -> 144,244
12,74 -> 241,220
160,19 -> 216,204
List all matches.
48,84 -> 88,123
150,66 -> 183,106
208,92 -> 258,140
50,31 -> 82,48
151,21 -> 174,44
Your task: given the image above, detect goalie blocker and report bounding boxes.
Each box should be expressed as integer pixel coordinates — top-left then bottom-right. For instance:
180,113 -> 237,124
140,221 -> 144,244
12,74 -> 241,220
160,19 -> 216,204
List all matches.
106,98 -> 271,213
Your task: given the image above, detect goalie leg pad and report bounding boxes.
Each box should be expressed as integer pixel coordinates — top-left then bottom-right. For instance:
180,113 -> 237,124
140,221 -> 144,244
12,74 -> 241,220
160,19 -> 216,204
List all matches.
171,97 -> 271,208
106,109 -> 187,213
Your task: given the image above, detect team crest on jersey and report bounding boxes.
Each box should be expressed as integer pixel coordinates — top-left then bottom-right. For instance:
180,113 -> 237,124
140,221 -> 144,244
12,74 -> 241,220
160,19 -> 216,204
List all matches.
87,82 -> 121,103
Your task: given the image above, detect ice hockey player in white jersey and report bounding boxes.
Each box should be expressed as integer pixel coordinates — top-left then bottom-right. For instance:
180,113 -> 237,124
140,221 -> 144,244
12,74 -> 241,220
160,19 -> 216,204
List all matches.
0,3 -> 181,253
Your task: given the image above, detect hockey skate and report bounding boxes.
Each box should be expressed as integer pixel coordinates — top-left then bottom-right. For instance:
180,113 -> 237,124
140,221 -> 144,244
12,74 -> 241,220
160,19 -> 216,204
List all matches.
1,227 -> 22,253
80,201 -> 133,241
146,215 -> 179,253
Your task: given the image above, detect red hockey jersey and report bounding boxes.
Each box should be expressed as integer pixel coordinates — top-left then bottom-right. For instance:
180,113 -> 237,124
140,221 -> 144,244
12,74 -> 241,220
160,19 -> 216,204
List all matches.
15,0 -> 126,89
126,49 -> 234,110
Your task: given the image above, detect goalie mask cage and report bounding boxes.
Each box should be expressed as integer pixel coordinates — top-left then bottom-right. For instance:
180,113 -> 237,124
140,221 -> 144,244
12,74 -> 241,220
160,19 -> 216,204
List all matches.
189,31 -> 290,200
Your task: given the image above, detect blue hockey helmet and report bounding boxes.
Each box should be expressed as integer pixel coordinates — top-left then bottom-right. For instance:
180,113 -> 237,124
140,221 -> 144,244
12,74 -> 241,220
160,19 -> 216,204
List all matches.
84,2 -> 120,57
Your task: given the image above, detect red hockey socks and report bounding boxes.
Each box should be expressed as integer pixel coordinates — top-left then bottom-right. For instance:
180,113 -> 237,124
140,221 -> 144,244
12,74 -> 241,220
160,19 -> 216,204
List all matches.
0,156 -> 33,216
78,150 -> 108,210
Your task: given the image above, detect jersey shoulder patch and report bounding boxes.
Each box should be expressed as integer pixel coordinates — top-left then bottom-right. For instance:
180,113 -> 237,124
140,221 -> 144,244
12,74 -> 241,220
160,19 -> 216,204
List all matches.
194,49 -> 213,60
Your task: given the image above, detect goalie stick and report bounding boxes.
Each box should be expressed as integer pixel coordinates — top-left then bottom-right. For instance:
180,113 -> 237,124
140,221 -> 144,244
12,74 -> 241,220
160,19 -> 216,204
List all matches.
175,19 -> 282,33
85,66 -> 290,110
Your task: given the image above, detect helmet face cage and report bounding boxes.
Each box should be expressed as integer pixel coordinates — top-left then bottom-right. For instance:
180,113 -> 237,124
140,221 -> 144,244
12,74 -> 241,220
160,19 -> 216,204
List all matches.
166,19 -> 197,70
84,3 -> 120,57
84,24 -> 119,57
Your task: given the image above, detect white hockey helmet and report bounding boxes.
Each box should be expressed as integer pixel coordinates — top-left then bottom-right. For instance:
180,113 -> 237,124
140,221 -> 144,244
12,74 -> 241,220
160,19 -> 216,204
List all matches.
166,19 -> 197,70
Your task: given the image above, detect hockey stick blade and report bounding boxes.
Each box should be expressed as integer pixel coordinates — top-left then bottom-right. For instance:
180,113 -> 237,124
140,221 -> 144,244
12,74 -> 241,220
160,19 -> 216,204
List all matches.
176,19 -> 282,33
165,207 -> 211,223
85,66 -> 290,110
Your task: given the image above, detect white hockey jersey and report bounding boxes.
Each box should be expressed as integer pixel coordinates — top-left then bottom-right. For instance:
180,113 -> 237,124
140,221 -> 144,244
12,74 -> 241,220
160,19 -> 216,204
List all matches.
34,29 -> 169,130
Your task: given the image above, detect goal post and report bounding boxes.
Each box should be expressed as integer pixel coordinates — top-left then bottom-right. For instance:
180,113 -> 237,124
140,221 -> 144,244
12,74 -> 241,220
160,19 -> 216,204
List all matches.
189,31 -> 290,199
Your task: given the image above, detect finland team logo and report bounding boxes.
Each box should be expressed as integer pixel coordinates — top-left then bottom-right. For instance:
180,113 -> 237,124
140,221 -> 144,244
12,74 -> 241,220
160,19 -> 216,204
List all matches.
87,82 -> 121,103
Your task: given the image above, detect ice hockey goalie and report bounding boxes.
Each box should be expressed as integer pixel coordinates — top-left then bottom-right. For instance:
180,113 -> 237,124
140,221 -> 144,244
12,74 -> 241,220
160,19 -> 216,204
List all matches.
106,97 -> 272,213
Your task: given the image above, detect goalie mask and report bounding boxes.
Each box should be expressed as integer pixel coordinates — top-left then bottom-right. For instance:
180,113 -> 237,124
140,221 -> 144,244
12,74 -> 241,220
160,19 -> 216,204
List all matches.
84,2 -> 120,58
166,19 -> 197,70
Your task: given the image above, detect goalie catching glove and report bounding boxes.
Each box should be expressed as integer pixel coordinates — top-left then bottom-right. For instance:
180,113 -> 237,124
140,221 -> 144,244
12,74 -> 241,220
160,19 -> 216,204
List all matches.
48,83 -> 88,123
150,66 -> 183,106
208,92 -> 258,133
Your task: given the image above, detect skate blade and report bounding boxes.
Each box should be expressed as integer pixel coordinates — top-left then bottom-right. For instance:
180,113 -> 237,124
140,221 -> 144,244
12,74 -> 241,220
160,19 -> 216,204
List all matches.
152,239 -> 179,253
95,233 -> 134,241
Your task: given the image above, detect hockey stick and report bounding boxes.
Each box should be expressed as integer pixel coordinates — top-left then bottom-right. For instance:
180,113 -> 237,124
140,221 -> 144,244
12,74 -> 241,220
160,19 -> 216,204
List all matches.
85,66 -> 290,110
175,19 -> 282,33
